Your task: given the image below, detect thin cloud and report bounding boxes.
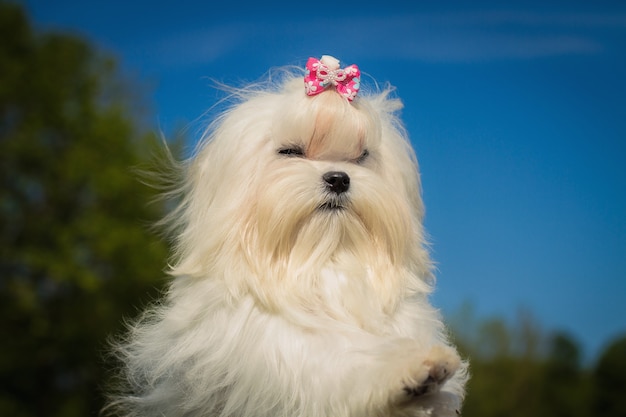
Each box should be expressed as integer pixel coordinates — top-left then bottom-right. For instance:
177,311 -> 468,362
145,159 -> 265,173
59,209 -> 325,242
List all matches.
325,11 -> 617,62
128,24 -> 252,69
139,10 -> 626,68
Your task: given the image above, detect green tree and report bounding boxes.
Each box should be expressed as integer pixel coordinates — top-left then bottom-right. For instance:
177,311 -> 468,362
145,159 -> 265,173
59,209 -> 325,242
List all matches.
458,314 -> 546,417
540,332 -> 589,417
450,307 -> 595,417
0,3 -> 169,416
592,335 -> 626,417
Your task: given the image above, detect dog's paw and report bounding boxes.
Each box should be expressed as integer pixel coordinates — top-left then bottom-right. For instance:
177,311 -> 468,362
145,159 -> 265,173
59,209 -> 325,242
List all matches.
397,345 -> 461,403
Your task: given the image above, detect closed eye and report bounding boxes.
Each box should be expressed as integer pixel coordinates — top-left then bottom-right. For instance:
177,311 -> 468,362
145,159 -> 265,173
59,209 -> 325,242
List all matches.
355,149 -> 369,164
278,146 -> 305,157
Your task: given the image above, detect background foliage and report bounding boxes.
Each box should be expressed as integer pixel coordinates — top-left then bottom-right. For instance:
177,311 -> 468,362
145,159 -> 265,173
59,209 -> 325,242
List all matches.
0,2 -> 169,416
451,306 -> 626,417
0,2 -> 624,416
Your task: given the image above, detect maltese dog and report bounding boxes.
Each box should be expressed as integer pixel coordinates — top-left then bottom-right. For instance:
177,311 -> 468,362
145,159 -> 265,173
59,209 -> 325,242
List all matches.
107,55 -> 468,417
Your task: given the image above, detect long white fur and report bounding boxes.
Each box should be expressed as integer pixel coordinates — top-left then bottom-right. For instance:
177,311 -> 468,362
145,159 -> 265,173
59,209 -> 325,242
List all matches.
107,68 -> 468,417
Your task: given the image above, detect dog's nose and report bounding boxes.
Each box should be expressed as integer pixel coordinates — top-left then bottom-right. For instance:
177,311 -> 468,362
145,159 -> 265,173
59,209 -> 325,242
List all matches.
323,171 -> 350,194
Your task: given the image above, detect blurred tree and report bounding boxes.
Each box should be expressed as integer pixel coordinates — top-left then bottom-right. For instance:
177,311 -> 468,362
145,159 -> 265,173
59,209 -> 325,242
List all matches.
450,307 -> 604,417
0,2 -> 170,416
540,331 -> 589,417
459,313 -> 546,417
592,335 -> 626,417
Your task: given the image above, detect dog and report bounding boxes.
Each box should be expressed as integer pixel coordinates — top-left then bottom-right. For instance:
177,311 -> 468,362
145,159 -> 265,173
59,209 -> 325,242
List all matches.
107,55 -> 468,417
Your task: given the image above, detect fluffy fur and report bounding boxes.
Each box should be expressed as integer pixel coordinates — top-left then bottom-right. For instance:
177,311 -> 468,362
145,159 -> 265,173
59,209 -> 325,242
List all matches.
106,67 -> 468,417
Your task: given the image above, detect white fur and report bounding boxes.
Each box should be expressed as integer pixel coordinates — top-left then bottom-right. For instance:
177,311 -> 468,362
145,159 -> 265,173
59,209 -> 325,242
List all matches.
107,69 -> 468,417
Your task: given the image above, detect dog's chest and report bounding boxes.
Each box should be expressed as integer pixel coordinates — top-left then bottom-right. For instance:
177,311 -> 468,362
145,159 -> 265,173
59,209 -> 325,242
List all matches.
317,266 -> 390,329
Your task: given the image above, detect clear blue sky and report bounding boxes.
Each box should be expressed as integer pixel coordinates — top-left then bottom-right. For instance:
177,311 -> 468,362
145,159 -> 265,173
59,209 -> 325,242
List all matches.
23,0 -> 626,362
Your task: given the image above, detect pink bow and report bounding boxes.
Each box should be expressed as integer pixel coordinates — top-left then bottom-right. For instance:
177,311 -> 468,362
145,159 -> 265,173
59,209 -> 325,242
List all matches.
304,56 -> 361,102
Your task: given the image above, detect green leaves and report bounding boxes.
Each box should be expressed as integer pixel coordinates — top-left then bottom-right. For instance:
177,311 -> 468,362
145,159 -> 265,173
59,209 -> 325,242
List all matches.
450,305 -> 626,417
0,3 -> 169,416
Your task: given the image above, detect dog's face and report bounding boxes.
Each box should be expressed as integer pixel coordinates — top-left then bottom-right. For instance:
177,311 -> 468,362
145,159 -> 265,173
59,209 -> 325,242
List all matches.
172,78 -> 431,312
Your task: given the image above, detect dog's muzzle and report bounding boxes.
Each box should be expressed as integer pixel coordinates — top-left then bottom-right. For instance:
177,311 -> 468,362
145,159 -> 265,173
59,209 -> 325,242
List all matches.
323,171 -> 350,194
320,171 -> 350,211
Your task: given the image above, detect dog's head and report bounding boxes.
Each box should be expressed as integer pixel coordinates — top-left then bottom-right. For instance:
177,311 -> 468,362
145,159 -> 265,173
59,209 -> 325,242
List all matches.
168,60 -> 432,312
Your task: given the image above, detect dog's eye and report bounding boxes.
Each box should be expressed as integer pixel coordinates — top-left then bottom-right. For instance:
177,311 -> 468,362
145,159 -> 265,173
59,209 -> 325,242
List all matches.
355,149 -> 370,164
278,147 -> 305,157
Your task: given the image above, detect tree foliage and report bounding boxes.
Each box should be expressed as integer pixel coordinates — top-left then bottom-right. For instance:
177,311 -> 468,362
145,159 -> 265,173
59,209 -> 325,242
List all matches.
593,336 -> 626,417
452,305 -> 626,417
0,2 -> 169,416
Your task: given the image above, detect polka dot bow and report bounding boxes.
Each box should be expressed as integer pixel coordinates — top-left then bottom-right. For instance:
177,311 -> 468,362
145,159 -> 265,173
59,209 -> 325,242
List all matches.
304,55 -> 361,102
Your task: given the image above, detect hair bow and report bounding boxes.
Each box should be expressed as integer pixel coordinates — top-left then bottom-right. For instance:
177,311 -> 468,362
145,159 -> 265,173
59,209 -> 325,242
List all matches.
304,56 -> 361,102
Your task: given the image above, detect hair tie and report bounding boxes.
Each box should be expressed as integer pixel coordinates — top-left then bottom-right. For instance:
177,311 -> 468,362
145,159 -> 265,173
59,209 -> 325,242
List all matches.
304,55 -> 361,102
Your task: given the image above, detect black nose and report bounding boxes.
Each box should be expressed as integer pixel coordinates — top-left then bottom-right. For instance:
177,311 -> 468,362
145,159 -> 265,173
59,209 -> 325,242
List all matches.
323,171 -> 350,194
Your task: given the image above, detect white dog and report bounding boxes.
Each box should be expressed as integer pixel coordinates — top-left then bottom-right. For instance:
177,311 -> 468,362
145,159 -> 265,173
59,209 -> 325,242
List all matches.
107,56 -> 468,417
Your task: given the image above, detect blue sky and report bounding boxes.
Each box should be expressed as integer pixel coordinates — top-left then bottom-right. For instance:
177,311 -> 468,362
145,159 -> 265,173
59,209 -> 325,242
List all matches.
24,0 -> 626,362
